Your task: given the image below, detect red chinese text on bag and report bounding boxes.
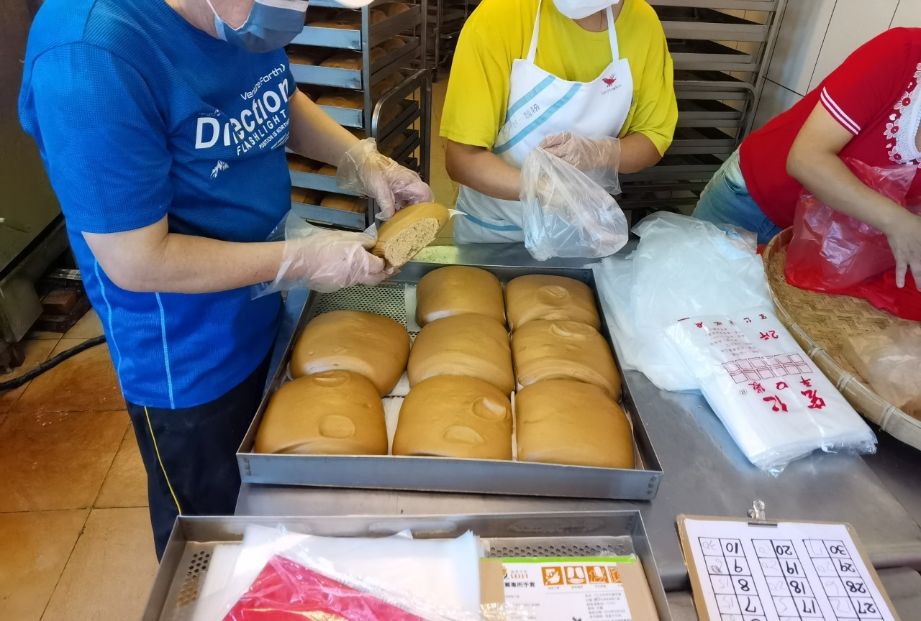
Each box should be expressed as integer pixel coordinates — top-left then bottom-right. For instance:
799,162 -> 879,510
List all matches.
224,555 -> 425,621
785,158 -> 921,320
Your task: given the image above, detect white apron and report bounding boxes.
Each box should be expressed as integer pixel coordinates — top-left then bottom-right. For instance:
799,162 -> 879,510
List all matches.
454,0 -> 634,243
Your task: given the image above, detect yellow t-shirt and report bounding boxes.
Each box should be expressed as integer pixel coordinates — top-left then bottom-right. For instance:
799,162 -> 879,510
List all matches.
440,0 -> 677,155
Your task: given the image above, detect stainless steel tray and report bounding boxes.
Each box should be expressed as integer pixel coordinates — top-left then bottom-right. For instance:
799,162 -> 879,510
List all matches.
292,6 -> 422,50
318,103 -> 364,128
237,263 -> 664,500
144,511 -> 671,621
290,197 -> 369,231
290,170 -> 359,195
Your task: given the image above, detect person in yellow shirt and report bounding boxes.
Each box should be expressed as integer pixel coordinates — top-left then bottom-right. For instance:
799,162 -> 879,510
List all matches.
441,0 -> 677,242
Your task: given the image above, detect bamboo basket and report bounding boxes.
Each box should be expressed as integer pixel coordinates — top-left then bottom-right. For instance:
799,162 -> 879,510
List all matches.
762,229 -> 921,450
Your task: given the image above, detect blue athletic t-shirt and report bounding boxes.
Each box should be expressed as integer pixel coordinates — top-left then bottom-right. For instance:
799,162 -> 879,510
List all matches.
19,0 -> 295,408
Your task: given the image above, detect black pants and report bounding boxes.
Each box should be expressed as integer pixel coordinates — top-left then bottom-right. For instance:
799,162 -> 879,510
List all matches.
126,355 -> 270,559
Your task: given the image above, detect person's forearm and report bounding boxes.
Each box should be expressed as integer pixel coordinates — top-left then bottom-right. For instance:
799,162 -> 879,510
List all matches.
86,224 -> 285,293
618,133 -> 663,174
287,90 -> 359,166
787,149 -> 906,234
445,141 -> 521,200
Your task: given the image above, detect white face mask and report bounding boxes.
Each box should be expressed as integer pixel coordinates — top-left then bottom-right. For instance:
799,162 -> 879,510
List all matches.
552,0 -> 620,20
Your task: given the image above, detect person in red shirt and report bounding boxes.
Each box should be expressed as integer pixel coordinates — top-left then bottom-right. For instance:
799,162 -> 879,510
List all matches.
693,28 -> 921,289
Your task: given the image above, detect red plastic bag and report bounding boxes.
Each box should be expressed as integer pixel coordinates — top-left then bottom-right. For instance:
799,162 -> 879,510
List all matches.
224,555 -> 425,621
785,159 -> 921,320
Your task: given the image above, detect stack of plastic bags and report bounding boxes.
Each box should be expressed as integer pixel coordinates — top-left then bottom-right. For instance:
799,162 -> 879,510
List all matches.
595,213 -> 876,474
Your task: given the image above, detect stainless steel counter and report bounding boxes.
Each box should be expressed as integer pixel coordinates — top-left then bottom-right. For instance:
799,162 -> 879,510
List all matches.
239,243 -> 921,598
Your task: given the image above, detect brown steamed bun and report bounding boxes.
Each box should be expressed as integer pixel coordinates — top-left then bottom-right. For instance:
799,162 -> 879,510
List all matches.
254,371 -> 387,455
415,266 -> 506,326
512,319 -> 621,398
393,376 -> 512,460
291,310 -> 410,396
516,379 -> 633,469
408,314 -> 513,393
506,274 -> 600,330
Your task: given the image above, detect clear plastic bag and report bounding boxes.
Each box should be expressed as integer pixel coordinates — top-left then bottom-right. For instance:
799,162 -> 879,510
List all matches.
843,324 -> 921,419
595,213 -> 772,392
251,212 -> 388,298
665,307 -> 877,474
787,159 -> 916,290
520,147 -> 628,261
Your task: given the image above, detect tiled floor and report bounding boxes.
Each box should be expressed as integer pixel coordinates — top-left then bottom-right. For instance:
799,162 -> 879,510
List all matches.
0,309 -> 157,621
0,77 -> 455,621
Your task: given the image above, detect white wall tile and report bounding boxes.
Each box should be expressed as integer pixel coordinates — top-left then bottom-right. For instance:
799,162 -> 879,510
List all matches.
808,0 -> 899,91
752,79 -> 803,130
891,0 -> 921,28
766,0 -> 836,95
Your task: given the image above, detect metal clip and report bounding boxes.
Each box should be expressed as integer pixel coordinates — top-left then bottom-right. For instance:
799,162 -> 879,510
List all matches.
747,499 -> 777,527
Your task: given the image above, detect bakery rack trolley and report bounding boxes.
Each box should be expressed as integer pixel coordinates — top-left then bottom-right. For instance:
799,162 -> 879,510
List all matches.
618,0 -> 787,221
285,0 -> 431,231
425,0 -> 480,77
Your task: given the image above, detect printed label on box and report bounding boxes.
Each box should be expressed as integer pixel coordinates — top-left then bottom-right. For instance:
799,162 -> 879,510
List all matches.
499,556 -> 637,620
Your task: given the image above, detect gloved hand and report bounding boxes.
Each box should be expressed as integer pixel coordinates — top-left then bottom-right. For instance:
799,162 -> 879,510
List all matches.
337,138 -> 433,220
275,226 -> 388,294
539,132 -> 621,194
885,209 -> 921,289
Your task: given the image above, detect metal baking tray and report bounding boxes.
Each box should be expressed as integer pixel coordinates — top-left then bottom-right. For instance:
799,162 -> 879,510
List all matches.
288,38 -> 419,90
290,197 -> 369,231
292,6 -> 422,50
290,170 -> 358,195
237,263 -> 664,500
143,511 -> 671,621
318,102 -> 364,128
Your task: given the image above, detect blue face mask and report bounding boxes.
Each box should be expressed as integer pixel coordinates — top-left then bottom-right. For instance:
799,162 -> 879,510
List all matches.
207,0 -> 308,53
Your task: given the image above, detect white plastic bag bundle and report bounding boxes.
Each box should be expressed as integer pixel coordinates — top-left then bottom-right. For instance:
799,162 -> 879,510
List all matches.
595,213 -> 772,391
520,147 -> 628,261
665,307 -> 876,473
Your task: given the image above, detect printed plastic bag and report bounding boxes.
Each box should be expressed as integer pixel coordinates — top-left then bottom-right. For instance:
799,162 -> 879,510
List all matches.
785,159 -> 921,319
665,307 -> 876,474
224,555 -> 426,620
595,213 -> 772,392
843,324 -> 921,419
520,147 -> 628,261
194,525 -> 490,621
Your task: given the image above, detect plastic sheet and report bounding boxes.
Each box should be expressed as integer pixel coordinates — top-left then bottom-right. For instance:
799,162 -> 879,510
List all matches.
786,159 -> 921,319
595,213 -> 772,392
666,307 -> 877,474
520,147 -> 628,261
843,324 -> 921,419
252,212 -> 388,297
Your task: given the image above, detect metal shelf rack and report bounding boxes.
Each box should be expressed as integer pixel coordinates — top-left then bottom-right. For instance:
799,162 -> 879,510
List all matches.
425,0 -> 480,76
618,0 -> 788,220
286,0 -> 431,230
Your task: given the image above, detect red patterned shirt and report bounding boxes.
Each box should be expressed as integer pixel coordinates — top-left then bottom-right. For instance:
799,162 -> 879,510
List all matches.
740,28 -> 921,228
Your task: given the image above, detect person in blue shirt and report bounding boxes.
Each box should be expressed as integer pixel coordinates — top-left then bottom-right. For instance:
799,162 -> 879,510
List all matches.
19,0 -> 431,557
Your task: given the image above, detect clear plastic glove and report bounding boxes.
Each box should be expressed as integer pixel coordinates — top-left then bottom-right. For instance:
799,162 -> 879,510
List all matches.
257,214 -> 388,296
884,208 -> 921,289
337,138 -> 433,220
539,132 -> 621,194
